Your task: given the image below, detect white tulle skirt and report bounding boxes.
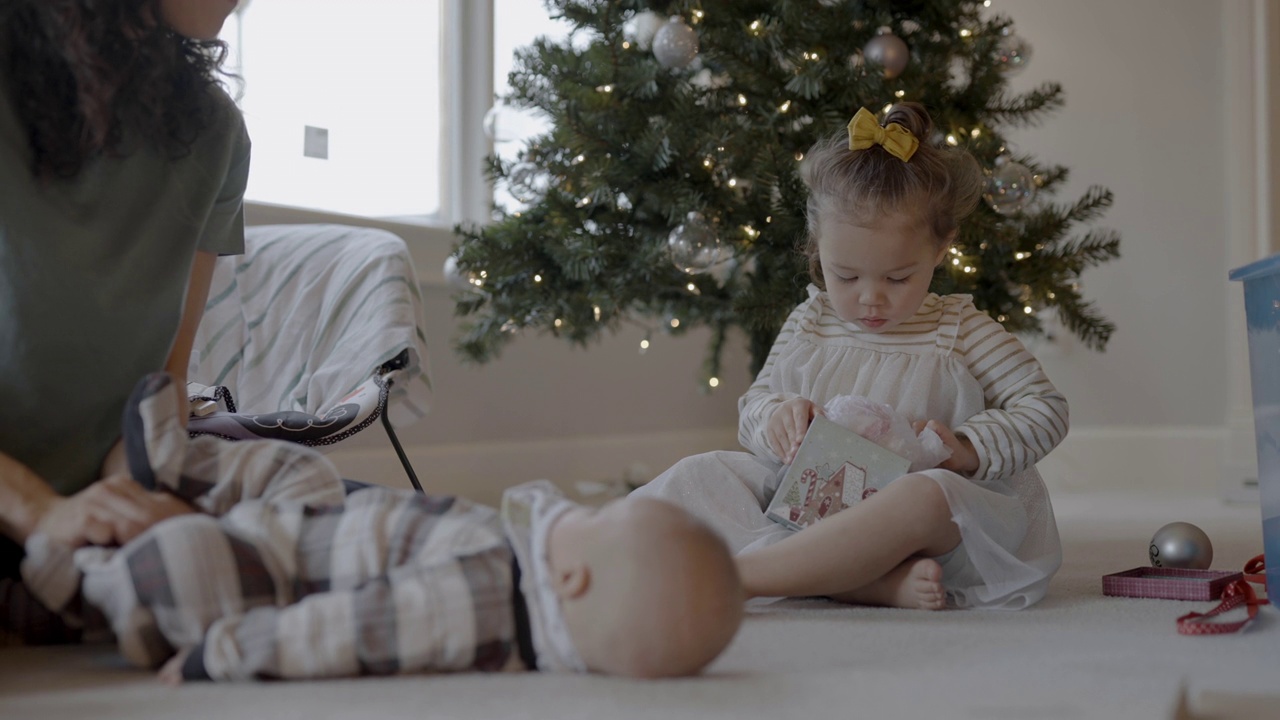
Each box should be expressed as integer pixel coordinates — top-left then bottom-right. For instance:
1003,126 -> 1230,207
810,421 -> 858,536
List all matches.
632,450 -> 1061,609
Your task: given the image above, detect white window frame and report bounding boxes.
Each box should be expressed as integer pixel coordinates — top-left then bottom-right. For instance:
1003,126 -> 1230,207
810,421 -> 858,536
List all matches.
241,0 -> 494,287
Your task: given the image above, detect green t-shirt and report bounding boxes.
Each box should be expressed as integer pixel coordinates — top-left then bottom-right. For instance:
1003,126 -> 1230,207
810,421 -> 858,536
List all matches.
0,76 -> 251,496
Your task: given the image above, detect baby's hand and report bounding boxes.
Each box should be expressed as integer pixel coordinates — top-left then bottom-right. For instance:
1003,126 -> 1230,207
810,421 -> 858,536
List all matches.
768,398 -> 822,464
158,649 -> 191,686
914,420 -> 979,475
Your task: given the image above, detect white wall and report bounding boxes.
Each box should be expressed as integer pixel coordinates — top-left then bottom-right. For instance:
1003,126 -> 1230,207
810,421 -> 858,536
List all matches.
251,1 -> 1273,505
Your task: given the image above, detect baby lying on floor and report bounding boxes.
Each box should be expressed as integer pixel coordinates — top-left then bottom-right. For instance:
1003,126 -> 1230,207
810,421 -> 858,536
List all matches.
18,374 -> 744,681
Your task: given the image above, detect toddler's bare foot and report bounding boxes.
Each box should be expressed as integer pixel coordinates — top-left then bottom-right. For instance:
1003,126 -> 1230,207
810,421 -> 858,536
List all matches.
830,557 -> 946,610
158,649 -> 191,686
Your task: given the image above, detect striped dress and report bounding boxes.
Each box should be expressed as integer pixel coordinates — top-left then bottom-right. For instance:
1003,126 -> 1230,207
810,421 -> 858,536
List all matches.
634,286 -> 1068,609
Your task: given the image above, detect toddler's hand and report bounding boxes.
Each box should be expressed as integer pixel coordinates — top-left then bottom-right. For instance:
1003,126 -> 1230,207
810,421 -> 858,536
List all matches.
914,420 -> 979,475
768,398 -> 822,464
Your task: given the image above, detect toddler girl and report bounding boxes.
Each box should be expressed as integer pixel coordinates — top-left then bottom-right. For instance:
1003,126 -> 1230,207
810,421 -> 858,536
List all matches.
634,103 -> 1068,610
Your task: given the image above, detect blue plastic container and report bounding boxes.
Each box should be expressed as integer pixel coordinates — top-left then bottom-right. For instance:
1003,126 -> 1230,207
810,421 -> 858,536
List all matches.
1230,254 -> 1280,599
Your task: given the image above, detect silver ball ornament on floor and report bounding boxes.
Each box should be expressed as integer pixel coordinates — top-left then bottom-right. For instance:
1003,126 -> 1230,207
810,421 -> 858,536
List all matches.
1148,522 -> 1213,569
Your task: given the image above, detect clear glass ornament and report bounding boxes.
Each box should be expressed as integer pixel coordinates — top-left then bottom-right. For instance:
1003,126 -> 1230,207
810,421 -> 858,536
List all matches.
506,162 -> 547,204
482,103 -> 547,145
984,157 -> 1037,216
668,212 -> 723,274
995,34 -> 1033,76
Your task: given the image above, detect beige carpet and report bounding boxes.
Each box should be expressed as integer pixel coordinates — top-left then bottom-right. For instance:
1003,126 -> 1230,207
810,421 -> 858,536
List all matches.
0,490 -> 1274,720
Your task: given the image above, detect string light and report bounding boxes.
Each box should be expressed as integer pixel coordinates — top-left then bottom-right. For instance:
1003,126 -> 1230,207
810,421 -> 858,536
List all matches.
970,128 -> 982,138
577,197 -> 591,207
708,377 -> 720,388
997,314 -> 1008,322
742,225 -> 759,239
894,90 -> 906,98
1024,306 -> 1034,314
554,318 -> 563,328
737,94 -> 748,106
572,154 -> 585,164
686,282 -> 701,295
964,266 -> 975,273
534,274 -> 543,283
692,9 -> 704,22
670,318 -> 681,328
703,157 -> 714,168
779,100 -> 792,113
596,84 -> 614,93
765,215 -> 772,223
728,178 -> 738,187
622,41 -> 632,49
946,134 -> 958,146
639,336 -> 650,353
795,152 -> 805,162
952,258 -> 961,266
593,305 -> 602,321
749,19 -> 763,35
881,103 -> 893,115
959,28 -> 973,38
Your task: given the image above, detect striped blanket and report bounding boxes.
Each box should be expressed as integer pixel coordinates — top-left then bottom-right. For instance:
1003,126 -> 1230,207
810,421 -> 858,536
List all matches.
189,224 -> 431,428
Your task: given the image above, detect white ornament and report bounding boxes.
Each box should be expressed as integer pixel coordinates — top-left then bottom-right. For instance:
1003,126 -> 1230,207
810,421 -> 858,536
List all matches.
653,16 -> 699,69
668,212 -> 723,274
442,255 -> 476,291
625,10 -> 666,50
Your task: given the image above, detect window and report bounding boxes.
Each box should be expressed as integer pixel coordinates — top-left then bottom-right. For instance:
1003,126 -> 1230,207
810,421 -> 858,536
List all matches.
222,0 -> 568,228
222,0 -> 443,219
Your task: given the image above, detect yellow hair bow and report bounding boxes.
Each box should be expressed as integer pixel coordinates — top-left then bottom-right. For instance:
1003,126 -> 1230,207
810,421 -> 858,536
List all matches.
847,107 -> 919,162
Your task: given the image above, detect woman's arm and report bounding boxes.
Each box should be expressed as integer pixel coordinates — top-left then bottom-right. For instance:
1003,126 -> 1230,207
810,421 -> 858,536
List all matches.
99,250 -> 218,478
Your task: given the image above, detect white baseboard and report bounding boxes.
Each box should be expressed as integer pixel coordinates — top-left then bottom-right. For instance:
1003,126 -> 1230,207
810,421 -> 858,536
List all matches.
329,424 -> 1256,506
1036,425 -> 1255,501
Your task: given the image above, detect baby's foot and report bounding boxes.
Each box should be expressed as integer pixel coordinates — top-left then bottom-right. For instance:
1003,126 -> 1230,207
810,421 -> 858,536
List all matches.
834,558 -> 946,610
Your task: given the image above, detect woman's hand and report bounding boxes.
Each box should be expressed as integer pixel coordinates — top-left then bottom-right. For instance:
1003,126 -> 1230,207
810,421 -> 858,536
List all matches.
914,420 -> 980,475
767,397 -> 823,464
33,474 -> 196,548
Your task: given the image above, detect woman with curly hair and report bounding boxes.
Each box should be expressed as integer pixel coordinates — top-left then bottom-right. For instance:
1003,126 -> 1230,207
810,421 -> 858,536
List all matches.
0,0 -> 249,598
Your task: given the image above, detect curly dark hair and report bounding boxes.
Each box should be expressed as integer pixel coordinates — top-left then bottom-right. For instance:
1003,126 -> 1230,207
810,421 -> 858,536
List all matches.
2,0 -> 231,179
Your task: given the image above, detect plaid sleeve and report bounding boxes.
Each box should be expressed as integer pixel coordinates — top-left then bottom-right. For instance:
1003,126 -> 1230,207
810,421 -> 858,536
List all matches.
195,494 -> 518,681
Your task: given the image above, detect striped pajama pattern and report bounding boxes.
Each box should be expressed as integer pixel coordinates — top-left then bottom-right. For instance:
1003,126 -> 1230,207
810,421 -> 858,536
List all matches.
23,374 -> 516,681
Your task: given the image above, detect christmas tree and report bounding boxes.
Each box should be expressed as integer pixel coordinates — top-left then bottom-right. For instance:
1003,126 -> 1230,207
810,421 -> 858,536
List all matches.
450,0 -> 1120,385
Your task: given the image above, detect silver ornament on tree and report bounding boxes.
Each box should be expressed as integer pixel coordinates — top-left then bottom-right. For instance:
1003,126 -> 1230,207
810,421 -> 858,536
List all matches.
668,212 -> 723,274
1149,522 -> 1214,570
995,32 -> 1033,76
984,155 -> 1037,216
863,28 -> 909,79
652,16 -> 699,70
624,10 -> 666,50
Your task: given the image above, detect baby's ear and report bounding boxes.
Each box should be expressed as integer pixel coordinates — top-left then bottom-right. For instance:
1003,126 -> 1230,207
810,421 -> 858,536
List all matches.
552,565 -> 591,600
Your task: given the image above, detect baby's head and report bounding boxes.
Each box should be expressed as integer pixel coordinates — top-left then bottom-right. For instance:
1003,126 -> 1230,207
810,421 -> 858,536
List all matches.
800,103 -> 984,332
546,496 -> 743,678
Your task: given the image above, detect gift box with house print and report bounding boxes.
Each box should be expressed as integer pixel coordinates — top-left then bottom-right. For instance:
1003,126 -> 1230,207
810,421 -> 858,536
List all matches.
765,415 -> 911,532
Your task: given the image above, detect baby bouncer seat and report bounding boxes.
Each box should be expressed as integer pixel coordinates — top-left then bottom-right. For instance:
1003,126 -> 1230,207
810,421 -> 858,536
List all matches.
186,224 -> 432,491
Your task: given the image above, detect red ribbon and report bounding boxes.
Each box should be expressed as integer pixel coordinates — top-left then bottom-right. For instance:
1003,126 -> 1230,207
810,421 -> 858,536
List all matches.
1176,554 -> 1269,636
